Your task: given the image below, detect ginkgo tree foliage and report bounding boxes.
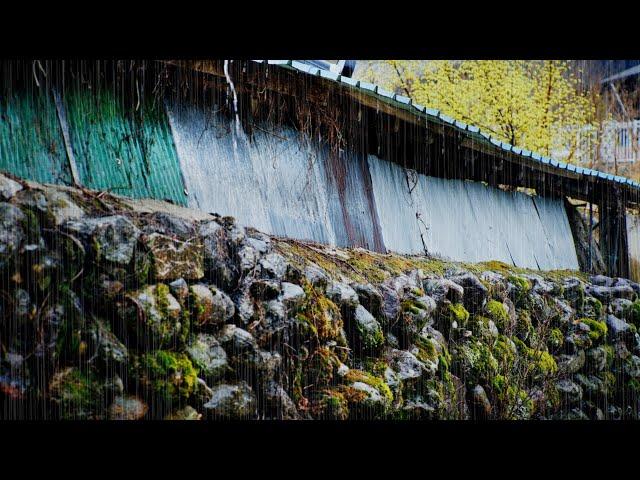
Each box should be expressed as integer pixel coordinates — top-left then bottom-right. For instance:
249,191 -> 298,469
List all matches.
360,60 -> 597,164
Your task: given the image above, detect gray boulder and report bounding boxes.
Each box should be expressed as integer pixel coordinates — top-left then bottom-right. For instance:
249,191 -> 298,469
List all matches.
0,173 -> 22,200
189,284 -> 235,327
186,333 -> 229,382
65,215 -> 141,265
624,355 -> 640,378
450,273 -> 488,313
606,314 -> 633,342
281,282 -> 306,309
470,385 -> 492,419
199,220 -> 238,290
259,252 -> 289,280
556,350 -> 585,375
204,382 -> 257,419
262,380 -> 300,420
107,396 -> 148,420
585,346 -> 608,372
217,324 -> 259,354
326,281 -> 360,309
353,283 -> 384,317
387,349 -> 430,382
143,232 -> 204,281
587,284 -> 636,303
555,379 -> 583,405
0,203 -> 25,269
352,305 -> 384,350
304,263 -> 329,290
423,277 -> 464,305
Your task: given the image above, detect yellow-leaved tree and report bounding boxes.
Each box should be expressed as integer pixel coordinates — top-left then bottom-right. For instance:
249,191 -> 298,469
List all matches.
361,60 -> 597,163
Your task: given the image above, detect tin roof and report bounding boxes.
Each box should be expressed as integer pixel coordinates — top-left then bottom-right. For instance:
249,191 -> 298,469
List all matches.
253,60 -> 640,193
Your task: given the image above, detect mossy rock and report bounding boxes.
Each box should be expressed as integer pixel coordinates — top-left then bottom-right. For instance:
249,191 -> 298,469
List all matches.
133,350 -> 197,403
48,367 -> 103,420
186,333 -> 229,383
513,338 -> 558,379
125,284 -> 186,350
582,296 -> 603,319
452,340 -> 499,385
547,328 -> 564,352
622,300 -> 640,328
351,304 -> 384,351
484,300 -> 509,331
437,303 -> 470,338
492,336 -> 516,370
514,310 -> 533,342
467,315 -> 498,343
580,318 -> 608,344
507,275 -> 531,305
295,281 -> 343,342
342,369 -> 393,418
314,388 -> 350,420
413,334 -> 440,365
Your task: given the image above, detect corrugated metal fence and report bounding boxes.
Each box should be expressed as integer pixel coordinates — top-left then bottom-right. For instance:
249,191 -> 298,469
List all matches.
1,86 -> 580,270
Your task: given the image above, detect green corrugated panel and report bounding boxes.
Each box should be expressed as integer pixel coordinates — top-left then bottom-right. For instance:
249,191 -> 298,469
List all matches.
0,89 -> 72,185
63,88 -> 186,206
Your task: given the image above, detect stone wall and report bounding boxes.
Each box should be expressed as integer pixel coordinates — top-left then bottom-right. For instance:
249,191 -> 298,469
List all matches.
1,173 -> 639,420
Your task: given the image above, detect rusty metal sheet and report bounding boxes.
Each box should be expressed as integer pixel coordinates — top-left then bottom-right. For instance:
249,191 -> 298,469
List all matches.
166,100 -> 383,250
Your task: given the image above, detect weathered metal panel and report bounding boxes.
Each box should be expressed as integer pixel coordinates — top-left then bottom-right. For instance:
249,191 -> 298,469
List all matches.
367,154 -> 424,254
533,196 -> 580,270
367,156 -> 579,270
461,180 -> 517,264
166,100 -> 336,243
415,176 -> 481,261
0,89 -> 72,185
62,89 -> 186,205
167,100 -> 383,250
626,212 -> 640,282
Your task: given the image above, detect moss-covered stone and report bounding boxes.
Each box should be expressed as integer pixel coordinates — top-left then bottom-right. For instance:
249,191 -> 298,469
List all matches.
186,333 -> 229,383
622,300 -> 640,328
513,338 -> 558,379
352,305 -> 384,350
444,303 -> 470,334
580,318 -> 608,344
508,275 -> 531,305
452,340 -> 499,385
48,367 -> 103,420
492,336 -> 516,370
547,328 -> 564,351
134,350 -> 197,403
188,283 -> 234,328
143,232 -> 204,281
126,284 -> 185,349
582,296 -> 603,319
342,369 -> 393,417
515,309 -> 533,342
485,300 -> 509,331
295,281 -> 343,341
314,388 -> 350,420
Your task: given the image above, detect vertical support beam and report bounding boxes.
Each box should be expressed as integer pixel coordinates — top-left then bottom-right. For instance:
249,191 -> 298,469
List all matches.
53,88 -> 81,187
588,202 -> 593,272
600,186 -> 630,278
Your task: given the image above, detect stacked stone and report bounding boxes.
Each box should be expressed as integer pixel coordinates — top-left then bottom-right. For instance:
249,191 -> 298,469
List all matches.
2,173 -> 640,420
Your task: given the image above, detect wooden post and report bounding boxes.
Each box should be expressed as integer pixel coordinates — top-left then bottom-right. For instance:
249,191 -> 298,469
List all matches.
600,186 -> 630,278
53,89 -> 81,187
588,202 -> 593,272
